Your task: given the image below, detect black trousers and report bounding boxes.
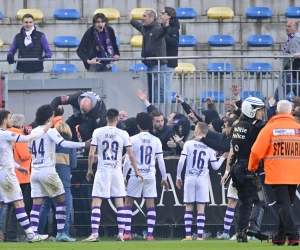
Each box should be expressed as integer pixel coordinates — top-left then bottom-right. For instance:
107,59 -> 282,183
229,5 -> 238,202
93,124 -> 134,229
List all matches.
272,184 -> 298,238
66,115 -> 94,142
232,161 -> 260,230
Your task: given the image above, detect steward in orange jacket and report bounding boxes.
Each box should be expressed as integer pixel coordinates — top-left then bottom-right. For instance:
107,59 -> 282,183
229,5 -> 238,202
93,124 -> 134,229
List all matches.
8,126 -> 31,184
249,113 -> 300,184
249,100 -> 300,246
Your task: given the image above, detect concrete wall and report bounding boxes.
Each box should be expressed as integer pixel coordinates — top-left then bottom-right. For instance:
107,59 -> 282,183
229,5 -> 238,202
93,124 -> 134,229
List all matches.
0,0 -> 296,73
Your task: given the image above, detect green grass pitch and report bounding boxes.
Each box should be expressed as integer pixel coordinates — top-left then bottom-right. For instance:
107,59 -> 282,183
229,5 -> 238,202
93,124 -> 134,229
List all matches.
0,238 -> 277,250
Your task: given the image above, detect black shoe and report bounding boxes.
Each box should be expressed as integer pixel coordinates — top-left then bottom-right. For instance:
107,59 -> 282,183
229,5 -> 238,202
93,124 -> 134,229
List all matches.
272,233 -> 286,246
287,233 -> 299,246
246,228 -> 268,241
237,230 -> 248,243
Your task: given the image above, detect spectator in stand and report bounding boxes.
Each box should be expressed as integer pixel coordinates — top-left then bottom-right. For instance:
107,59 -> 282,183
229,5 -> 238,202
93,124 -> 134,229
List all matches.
290,96 -> 300,111
293,110 -> 300,123
118,111 -> 129,121
160,7 -> 180,94
77,13 -> 120,72
38,122 -> 77,242
224,85 -> 242,118
208,119 -> 224,133
128,10 -> 170,103
4,114 -> 33,242
274,20 -> 300,101
7,14 -> 52,73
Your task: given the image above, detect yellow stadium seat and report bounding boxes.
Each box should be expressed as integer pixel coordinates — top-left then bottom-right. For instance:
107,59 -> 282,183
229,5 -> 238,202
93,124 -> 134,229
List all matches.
16,9 -> 43,20
207,7 -> 234,19
131,35 -> 143,47
0,39 -> 3,48
175,63 -> 196,75
93,8 -> 120,20
131,8 -> 157,20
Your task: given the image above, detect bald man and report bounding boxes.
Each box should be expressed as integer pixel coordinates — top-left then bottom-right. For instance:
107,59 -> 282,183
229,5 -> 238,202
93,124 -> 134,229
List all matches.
274,20 -> 300,101
50,91 -> 107,143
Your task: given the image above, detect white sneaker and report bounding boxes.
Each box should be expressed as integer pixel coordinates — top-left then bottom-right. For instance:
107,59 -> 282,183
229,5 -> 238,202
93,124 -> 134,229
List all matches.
117,235 -> 124,242
81,234 -> 100,242
230,234 -> 237,240
28,235 -> 43,243
37,234 -> 48,241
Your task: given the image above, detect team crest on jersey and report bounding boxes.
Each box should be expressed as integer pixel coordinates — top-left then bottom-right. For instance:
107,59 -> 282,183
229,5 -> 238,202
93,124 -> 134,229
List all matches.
11,133 -> 16,137
57,134 -> 62,138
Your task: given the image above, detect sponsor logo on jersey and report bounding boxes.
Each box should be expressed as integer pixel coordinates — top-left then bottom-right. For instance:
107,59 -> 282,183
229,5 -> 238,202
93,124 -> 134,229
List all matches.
57,134 -> 62,138
11,133 -> 16,137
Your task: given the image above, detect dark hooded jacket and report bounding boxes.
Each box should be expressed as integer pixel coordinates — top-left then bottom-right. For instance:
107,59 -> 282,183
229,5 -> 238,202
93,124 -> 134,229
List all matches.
173,116 -> 194,154
202,110 -> 220,125
124,117 -> 139,137
165,17 -> 180,68
149,123 -> 175,154
130,18 -> 169,67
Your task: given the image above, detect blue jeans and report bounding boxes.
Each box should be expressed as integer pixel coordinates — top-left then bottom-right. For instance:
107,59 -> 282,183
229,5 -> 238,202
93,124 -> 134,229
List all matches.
0,205 -> 7,230
37,188 -> 72,235
147,64 -> 170,103
274,73 -> 300,102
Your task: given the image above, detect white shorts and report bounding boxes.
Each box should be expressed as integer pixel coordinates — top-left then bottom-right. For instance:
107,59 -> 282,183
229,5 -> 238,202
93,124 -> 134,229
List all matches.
0,169 -> 23,204
184,177 -> 210,204
227,179 -> 238,200
126,177 -> 157,198
31,170 -> 65,198
92,171 -> 126,199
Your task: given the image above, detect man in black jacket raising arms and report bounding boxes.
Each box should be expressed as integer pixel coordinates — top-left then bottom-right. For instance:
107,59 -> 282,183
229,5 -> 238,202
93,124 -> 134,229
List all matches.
77,13 -> 120,72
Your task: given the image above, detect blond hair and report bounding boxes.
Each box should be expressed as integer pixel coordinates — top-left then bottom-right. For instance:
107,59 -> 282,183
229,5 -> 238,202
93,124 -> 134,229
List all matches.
56,122 -> 72,139
196,122 -> 209,134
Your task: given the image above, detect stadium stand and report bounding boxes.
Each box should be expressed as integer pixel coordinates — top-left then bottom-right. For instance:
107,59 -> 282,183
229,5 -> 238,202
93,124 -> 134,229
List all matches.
116,37 -> 120,46
179,35 -> 198,47
0,11 -> 3,20
201,91 -> 225,102
93,8 -> 120,20
53,64 -> 79,73
240,90 -> 265,100
207,7 -> 234,19
53,9 -> 80,20
207,63 -> 234,74
171,92 -> 186,103
175,63 -> 196,75
16,9 -> 43,20
111,64 -> 119,72
53,36 -> 80,48
208,35 -> 235,47
131,8 -> 157,19
285,6 -> 300,18
245,62 -> 273,75
174,7 -> 197,19
130,35 -> 142,48
129,63 -> 147,71
246,7 -> 272,19
247,35 -> 274,47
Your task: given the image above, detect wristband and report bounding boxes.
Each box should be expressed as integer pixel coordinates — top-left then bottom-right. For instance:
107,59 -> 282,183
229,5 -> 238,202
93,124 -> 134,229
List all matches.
225,170 -> 229,175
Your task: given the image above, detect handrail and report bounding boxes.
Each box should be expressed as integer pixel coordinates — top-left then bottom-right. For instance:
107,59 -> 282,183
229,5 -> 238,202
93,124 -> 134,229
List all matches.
0,55 -> 295,62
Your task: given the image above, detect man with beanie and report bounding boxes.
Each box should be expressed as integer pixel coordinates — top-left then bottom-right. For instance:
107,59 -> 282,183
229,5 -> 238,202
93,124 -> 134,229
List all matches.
7,14 -> 52,73
209,119 -> 224,133
202,110 -> 220,125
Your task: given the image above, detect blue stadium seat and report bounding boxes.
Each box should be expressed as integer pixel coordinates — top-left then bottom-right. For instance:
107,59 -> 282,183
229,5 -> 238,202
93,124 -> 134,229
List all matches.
208,35 -> 235,47
246,63 -> 273,75
246,7 -> 272,19
171,92 -> 187,103
53,36 -> 80,48
53,64 -> 78,73
129,63 -> 147,72
111,65 -> 119,72
201,91 -> 225,102
207,63 -> 234,74
286,92 -> 293,101
174,8 -> 197,19
247,35 -> 274,47
285,7 -> 300,18
116,37 -> 120,46
53,9 -> 80,20
179,35 -> 198,47
240,91 -> 264,100
0,12 -> 3,20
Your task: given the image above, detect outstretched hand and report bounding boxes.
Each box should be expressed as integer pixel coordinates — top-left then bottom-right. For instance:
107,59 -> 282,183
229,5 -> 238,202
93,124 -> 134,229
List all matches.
136,89 -> 148,103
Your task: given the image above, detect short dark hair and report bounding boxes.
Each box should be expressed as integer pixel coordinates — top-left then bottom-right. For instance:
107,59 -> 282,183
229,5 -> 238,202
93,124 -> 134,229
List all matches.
136,112 -> 152,130
150,110 -> 163,120
35,104 -> 53,126
164,7 -> 177,18
0,110 -> 10,126
226,117 -> 237,127
106,108 -> 119,123
22,14 -> 34,21
93,13 -> 108,24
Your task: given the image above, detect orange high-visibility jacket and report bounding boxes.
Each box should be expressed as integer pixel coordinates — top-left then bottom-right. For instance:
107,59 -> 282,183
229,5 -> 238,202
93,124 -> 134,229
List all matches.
8,127 -> 31,184
249,113 -> 300,184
